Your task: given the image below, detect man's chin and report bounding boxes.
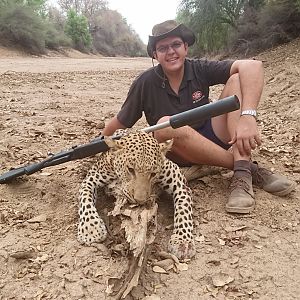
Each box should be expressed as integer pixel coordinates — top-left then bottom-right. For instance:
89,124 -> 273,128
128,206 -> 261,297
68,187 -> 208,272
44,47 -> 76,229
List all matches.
164,62 -> 183,72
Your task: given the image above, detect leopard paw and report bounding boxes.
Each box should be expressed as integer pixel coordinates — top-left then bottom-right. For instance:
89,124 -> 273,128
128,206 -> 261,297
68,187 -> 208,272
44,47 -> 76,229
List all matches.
77,216 -> 107,245
168,234 -> 195,260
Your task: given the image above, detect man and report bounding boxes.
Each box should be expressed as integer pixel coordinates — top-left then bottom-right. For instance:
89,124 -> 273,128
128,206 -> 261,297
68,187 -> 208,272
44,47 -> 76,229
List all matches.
102,20 -> 295,213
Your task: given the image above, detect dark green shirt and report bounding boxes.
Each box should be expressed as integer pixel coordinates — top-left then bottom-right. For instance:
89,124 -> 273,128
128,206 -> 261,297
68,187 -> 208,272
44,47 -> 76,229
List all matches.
117,58 -> 234,128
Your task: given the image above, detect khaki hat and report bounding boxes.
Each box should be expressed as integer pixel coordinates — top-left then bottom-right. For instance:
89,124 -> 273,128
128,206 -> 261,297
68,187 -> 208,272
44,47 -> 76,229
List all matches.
147,20 -> 195,57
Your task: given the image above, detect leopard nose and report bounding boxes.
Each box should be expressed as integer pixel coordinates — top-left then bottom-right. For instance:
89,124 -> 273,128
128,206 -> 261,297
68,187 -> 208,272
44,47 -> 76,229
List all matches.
134,189 -> 149,204
133,173 -> 152,204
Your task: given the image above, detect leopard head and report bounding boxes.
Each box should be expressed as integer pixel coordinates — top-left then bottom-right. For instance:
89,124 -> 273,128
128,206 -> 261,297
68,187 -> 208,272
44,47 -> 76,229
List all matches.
105,131 -> 172,205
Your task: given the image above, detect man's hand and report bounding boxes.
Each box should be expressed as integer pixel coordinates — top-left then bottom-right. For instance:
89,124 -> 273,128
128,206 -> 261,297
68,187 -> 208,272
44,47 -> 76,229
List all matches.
229,115 -> 262,156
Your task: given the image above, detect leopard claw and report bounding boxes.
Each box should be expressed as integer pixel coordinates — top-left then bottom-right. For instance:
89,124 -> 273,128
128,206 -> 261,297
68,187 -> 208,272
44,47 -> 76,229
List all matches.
168,235 -> 196,260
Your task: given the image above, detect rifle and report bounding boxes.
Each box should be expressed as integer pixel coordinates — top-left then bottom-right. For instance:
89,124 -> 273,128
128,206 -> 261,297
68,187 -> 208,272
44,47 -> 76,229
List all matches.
0,95 -> 240,184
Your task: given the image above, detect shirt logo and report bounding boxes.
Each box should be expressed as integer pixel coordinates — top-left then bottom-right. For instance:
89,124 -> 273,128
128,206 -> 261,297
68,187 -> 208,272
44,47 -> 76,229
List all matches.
192,90 -> 204,103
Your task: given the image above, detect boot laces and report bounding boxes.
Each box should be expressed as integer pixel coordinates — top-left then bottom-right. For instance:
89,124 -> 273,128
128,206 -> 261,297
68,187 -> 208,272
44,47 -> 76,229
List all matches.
253,166 -> 273,186
229,176 -> 251,194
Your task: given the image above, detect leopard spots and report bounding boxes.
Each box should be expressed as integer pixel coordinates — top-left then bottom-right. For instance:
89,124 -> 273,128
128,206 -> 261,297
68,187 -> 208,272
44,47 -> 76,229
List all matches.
77,131 -> 195,259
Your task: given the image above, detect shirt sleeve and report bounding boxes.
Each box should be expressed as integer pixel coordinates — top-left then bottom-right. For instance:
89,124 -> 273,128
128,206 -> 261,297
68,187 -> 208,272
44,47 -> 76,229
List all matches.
197,59 -> 234,86
117,77 -> 143,128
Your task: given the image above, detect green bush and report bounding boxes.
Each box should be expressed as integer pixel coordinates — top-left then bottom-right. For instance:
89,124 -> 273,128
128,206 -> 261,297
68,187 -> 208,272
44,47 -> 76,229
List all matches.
65,9 -> 92,52
45,24 -> 72,50
0,4 -> 47,53
0,1 -> 73,54
229,0 -> 300,56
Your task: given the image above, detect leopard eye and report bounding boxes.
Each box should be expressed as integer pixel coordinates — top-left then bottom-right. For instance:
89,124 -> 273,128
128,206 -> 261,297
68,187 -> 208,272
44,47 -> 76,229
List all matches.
128,167 -> 135,175
150,172 -> 157,178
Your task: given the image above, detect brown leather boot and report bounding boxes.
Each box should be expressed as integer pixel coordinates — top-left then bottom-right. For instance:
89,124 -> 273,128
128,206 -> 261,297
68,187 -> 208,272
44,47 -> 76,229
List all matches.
226,172 -> 255,214
251,162 -> 296,196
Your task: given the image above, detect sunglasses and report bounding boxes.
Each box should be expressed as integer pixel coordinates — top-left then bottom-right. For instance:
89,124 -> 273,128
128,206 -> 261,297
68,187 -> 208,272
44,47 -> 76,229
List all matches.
156,41 -> 184,54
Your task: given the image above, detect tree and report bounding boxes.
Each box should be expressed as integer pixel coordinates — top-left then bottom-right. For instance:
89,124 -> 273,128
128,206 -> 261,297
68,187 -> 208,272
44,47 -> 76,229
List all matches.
58,0 -> 107,17
90,9 -> 146,56
0,0 -> 47,15
47,5 -> 66,31
177,0 -> 268,54
178,0 -> 236,53
228,0 -> 300,55
0,2 -> 47,53
65,9 -> 92,51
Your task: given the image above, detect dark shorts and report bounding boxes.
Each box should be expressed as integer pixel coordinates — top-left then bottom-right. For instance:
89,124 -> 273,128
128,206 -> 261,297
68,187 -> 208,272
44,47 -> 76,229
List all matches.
196,119 -> 231,150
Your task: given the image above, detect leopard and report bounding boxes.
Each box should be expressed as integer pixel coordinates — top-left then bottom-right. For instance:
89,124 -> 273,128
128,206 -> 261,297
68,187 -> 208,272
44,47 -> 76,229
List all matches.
77,130 -> 195,260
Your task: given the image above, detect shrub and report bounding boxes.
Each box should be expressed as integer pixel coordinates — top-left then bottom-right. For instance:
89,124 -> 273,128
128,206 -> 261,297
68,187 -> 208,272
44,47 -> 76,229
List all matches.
45,24 -> 72,50
229,0 -> 300,56
90,9 -> 146,56
0,4 -> 47,53
65,9 -> 92,52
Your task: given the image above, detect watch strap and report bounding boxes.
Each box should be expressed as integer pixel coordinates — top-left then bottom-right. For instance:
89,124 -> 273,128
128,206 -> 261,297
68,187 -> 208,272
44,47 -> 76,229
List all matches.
241,109 -> 257,119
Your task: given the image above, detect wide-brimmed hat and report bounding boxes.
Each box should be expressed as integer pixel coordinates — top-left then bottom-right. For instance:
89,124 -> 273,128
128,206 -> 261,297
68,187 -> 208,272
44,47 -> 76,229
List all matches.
147,20 -> 195,57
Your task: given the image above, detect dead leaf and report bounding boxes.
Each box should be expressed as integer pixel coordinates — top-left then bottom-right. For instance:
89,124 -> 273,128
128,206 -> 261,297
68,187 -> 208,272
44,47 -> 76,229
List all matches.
39,172 -> 52,176
254,245 -> 263,249
142,295 -> 161,300
157,251 -> 180,264
175,262 -> 189,272
153,259 -> 174,271
217,238 -> 226,246
225,225 -> 247,232
207,259 -> 221,266
211,273 -> 234,287
27,214 -> 47,223
230,257 -> 239,265
195,235 -> 205,242
10,251 -> 37,259
153,266 -> 168,274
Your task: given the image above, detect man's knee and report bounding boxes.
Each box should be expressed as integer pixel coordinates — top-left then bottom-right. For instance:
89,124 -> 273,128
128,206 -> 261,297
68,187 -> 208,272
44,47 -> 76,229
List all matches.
226,73 -> 240,89
157,116 -> 170,124
154,116 -> 171,142
221,73 -> 241,99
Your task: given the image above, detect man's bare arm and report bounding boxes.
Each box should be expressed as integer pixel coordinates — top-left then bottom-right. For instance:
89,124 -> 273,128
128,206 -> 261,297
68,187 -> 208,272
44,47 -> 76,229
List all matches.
229,59 -> 264,156
230,59 -> 264,111
102,116 -> 126,136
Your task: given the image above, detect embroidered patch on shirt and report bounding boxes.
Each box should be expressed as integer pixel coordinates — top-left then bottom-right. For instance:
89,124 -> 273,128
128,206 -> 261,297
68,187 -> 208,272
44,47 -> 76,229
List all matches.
192,90 -> 205,103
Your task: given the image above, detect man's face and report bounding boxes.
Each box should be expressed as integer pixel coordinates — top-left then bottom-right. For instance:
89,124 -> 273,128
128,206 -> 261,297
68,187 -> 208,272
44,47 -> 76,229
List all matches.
154,36 -> 188,74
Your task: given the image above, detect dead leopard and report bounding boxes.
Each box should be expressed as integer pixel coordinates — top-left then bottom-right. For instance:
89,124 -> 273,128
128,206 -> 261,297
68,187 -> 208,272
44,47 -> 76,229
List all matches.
77,130 -> 195,260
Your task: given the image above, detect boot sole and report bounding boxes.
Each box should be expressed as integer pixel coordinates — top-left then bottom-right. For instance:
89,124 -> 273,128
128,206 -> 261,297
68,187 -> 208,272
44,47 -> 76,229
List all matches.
225,204 -> 255,214
270,181 -> 297,197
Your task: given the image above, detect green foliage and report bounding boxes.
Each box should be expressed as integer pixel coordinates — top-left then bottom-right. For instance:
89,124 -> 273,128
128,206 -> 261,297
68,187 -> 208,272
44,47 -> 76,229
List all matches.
0,0 -> 150,56
65,9 -> 92,51
44,22 -> 72,50
292,0 -> 300,10
47,6 -> 66,32
0,0 -> 47,15
248,0 -> 266,9
178,0 -> 247,55
229,0 -> 300,55
178,0 -> 300,56
0,1 -> 72,53
0,3 -> 47,53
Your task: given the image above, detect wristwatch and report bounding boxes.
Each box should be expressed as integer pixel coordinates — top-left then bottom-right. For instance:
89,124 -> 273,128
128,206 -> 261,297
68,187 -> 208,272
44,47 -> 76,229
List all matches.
241,109 -> 257,119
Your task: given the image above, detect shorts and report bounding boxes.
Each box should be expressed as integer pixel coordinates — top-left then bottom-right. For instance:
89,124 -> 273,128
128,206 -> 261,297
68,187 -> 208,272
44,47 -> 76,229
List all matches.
196,119 -> 231,150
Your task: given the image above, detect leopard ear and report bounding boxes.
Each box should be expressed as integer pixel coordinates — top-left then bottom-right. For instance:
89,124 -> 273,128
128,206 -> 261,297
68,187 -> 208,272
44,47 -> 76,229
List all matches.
104,137 -> 123,150
159,139 -> 173,155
